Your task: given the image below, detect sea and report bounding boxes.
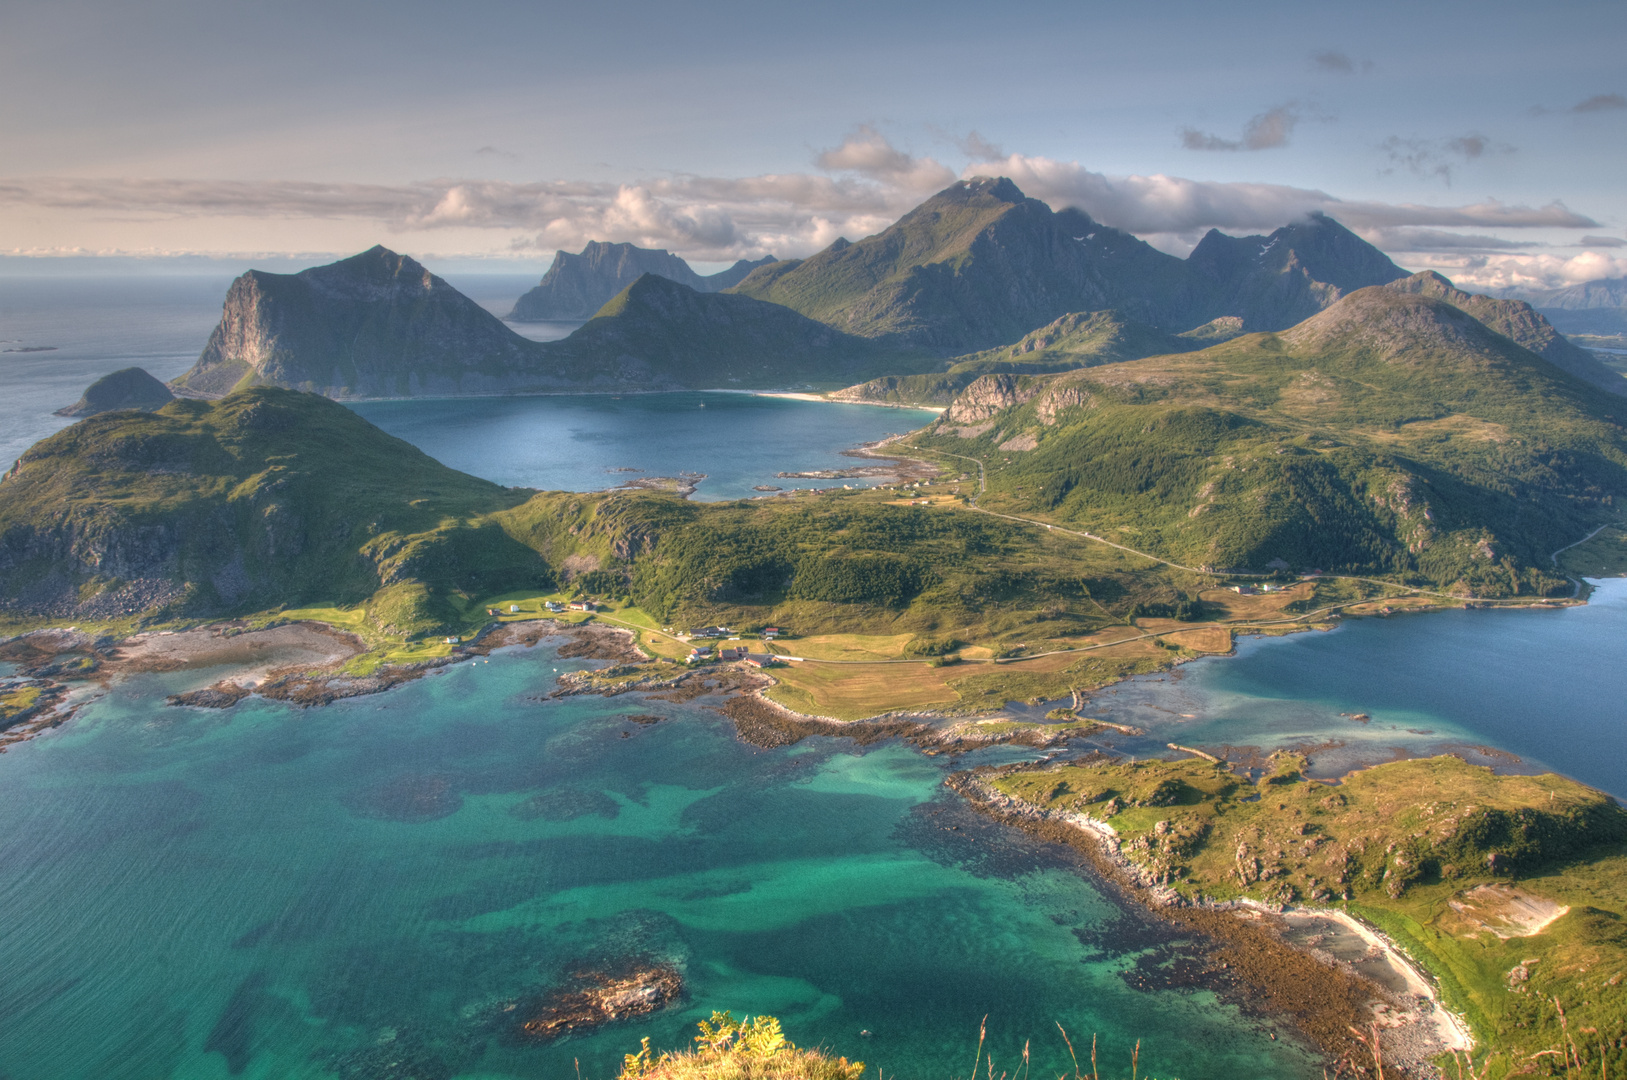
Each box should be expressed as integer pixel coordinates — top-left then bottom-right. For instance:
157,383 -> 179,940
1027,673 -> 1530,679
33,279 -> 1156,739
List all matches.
2,274 -> 1625,1080
0,275 -> 937,498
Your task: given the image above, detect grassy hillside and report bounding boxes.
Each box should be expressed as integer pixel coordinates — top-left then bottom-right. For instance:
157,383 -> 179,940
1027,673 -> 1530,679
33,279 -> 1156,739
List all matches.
990,754 -> 1627,1077
0,388 -> 543,634
832,310 -> 1205,406
549,274 -> 934,389
906,288 -> 1627,590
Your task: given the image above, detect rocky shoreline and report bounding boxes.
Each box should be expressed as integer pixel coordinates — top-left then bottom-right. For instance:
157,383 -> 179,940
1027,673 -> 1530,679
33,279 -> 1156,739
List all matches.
947,769 -> 1470,1079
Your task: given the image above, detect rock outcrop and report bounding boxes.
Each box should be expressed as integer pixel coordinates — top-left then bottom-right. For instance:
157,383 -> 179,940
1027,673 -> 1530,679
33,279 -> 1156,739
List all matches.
509,241 -> 776,321
55,367 -> 175,417
171,246 -> 548,398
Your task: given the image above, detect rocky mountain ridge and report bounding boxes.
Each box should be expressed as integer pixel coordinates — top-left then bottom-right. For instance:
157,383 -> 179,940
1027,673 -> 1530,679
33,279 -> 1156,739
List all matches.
732,177 -> 1409,352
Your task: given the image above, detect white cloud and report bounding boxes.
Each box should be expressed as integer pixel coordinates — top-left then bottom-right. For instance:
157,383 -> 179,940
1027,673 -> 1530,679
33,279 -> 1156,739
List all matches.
0,131 -> 1606,268
958,152 -> 1597,234
815,125 -> 957,191
1403,250 -> 1627,292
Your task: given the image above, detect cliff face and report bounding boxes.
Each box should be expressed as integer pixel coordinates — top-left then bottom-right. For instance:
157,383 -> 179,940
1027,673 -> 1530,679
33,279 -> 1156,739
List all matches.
1386,271 -> 1627,395
173,247 -> 550,398
508,242 -> 776,321
55,367 -> 175,417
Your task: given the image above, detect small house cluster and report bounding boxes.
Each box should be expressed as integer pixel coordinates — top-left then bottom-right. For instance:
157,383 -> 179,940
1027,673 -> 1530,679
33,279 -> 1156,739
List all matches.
545,601 -> 566,613
686,626 -> 731,639
568,600 -> 596,612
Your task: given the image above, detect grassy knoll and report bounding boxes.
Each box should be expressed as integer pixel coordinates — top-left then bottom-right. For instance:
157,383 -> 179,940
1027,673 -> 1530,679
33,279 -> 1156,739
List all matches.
989,754 -> 1627,1077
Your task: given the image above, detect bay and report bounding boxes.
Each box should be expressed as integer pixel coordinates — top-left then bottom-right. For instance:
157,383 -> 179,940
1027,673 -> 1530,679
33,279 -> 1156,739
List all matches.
1072,578 -> 1627,799
348,393 -> 938,501
0,641 -> 1314,1080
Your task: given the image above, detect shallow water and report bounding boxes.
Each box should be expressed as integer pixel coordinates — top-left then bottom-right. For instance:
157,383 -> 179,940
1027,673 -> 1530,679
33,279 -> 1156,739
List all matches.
0,642 -> 1315,1080
349,393 -> 938,501
1071,578 -> 1627,798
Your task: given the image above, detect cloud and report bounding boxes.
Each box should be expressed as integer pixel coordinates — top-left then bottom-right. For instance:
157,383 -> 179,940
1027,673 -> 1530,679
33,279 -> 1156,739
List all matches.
1358,227 -> 1537,253
1405,250 -> 1627,293
959,152 -> 1597,235
1580,235 -> 1626,248
1379,133 -> 1510,185
1181,104 -> 1299,152
1312,51 -> 1373,74
814,125 -> 956,191
0,131 -> 1604,266
956,130 -> 1005,162
1571,93 -> 1627,113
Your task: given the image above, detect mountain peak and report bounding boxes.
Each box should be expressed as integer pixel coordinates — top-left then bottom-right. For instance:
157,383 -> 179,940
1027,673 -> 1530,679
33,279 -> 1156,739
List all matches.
943,176 -> 1027,204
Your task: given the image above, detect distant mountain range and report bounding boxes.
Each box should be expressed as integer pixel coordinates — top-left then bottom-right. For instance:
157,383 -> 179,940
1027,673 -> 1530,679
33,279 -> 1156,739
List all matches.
507,242 -> 777,321
170,246 -> 928,399
162,177 -> 1624,405
731,176 -> 1409,352
1503,276 -> 1627,334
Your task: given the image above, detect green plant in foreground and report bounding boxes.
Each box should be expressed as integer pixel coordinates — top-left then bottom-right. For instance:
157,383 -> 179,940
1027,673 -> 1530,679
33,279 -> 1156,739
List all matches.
619,1012 -> 864,1080
619,1014 -> 1184,1080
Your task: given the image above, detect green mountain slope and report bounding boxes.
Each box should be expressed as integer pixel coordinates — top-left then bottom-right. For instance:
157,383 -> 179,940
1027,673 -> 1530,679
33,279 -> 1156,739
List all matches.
0,388 -> 544,631
908,287 -> 1627,589
733,178 -> 1408,352
547,274 -> 931,388
1386,270 -> 1627,395
731,177 -> 1185,350
831,309 -> 1204,406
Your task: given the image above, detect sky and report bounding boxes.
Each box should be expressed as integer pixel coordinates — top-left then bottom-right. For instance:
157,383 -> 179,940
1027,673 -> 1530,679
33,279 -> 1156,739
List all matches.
1,0 -> 1624,292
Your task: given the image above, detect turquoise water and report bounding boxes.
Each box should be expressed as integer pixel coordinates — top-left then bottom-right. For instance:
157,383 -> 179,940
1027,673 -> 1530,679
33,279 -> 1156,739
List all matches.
348,393 -> 939,501
0,640 -> 1315,1080
1076,578 -> 1627,798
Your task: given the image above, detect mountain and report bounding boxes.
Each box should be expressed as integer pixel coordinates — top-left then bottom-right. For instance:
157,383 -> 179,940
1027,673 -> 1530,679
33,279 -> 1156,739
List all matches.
731,177 -> 1408,352
55,367 -> 175,417
169,250 -> 924,398
731,176 -> 1185,350
508,242 -> 778,321
1506,276 -> 1627,334
1181,212 -> 1409,329
1386,270 -> 1627,395
831,309 -> 1205,406
171,246 -> 545,398
910,286 -> 1627,589
545,274 -> 928,387
0,388 -> 543,629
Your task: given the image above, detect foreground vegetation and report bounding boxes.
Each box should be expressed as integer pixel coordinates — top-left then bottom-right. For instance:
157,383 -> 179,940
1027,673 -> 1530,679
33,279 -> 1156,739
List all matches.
989,755 -> 1627,1077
